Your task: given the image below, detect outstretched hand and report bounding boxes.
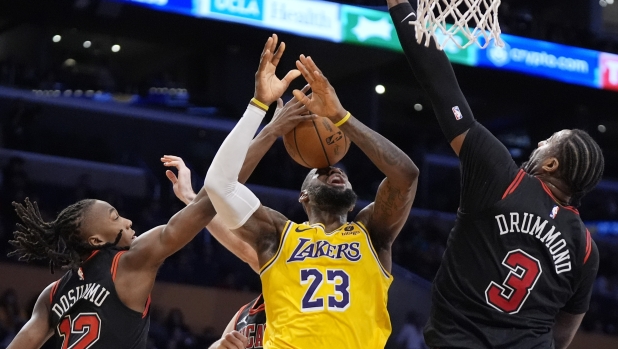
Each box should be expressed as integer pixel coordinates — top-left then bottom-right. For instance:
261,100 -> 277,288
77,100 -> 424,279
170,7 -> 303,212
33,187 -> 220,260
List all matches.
254,34 -> 301,106
293,55 -> 347,123
266,84 -> 317,137
161,155 -> 196,205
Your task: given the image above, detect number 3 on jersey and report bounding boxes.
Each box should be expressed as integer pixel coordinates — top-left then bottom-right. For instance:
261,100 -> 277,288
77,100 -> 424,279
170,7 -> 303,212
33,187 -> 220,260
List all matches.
300,268 -> 350,312
485,249 -> 542,314
58,313 -> 101,349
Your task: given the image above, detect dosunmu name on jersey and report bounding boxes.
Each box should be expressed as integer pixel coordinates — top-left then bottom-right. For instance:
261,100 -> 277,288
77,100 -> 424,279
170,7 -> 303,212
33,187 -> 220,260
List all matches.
51,282 -> 111,319
495,211 -> 572,274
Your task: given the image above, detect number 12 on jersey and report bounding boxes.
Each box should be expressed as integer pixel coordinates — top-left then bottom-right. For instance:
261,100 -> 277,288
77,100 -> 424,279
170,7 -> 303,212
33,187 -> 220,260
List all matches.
58,313 -> 101,349
485,249 -> 542,314
300,268 -> 350,312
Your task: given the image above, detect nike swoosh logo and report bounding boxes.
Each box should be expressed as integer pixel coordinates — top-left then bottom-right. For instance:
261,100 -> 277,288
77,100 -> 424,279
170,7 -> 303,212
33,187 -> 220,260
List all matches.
295,227 -> 314,233
402,12 -> 416,23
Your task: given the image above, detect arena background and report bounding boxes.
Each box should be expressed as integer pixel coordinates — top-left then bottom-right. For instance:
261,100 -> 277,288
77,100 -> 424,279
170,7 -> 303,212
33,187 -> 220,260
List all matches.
0,0 -> 617,348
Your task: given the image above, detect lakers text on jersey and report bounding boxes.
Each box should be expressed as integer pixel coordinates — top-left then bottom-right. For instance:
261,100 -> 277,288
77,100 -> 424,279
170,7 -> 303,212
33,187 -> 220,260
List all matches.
260,221 -> 393,349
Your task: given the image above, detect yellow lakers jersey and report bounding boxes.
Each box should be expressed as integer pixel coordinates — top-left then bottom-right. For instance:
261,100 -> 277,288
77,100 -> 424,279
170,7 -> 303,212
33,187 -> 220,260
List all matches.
260,221 -> 393,349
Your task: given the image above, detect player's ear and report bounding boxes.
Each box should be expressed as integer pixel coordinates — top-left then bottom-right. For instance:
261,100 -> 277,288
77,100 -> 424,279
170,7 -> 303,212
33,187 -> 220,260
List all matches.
299,190 -> 309,203
541,157 -> 559,174
87,235 -> 106,247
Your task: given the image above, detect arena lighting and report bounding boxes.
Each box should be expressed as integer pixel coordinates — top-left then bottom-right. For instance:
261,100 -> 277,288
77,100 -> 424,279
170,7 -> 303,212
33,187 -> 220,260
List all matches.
63,58 -> 76,67
52,35 -> 62,43
414,103 -> 423,111
83,41 -> 92,48
375,85 -> 385,94
111,44 -> 121,52
598,125 -> 607,133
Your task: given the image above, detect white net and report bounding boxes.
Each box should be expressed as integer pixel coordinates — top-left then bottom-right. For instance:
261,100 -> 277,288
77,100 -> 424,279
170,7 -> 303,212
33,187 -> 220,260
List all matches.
412,0 -> 504,50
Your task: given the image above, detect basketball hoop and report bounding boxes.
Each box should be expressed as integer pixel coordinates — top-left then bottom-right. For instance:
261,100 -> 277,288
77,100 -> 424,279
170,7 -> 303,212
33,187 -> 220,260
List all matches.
411,0 -> 504,50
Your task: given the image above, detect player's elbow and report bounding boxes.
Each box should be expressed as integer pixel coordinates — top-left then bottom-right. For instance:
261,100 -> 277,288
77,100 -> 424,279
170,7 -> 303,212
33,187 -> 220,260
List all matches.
204,168 -> 227,200
398,158 -> 420,188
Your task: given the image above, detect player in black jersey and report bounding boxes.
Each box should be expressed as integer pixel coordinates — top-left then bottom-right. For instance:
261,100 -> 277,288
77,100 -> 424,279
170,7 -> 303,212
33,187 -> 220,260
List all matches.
208,295 -> 266,349
6,94 -> 313,349
387,1 -> 605,348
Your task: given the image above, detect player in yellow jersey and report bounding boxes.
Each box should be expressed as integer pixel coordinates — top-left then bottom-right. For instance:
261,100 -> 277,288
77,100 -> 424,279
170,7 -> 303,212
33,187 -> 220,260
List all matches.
204,34 -> 419,349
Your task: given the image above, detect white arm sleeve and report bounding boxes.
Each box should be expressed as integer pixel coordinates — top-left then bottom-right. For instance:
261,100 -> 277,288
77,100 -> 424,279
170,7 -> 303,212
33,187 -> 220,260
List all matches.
204,104 -> 265,229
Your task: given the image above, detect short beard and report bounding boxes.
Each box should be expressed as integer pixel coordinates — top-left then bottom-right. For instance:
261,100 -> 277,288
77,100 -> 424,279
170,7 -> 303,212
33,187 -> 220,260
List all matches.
520,159 -> 532,173
307,185 -> 357,214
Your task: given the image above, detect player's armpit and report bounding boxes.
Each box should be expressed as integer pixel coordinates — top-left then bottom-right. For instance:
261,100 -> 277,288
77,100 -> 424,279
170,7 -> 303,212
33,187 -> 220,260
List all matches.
232,205 -> 288,269
207,215 -> 260,273
7,283 -> 54,349
356,177 -> 418,273
553,311 -> 585,349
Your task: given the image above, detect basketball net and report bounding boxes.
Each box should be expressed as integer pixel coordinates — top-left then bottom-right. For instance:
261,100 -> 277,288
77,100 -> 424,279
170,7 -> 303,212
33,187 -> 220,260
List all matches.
411,0 -> 504,50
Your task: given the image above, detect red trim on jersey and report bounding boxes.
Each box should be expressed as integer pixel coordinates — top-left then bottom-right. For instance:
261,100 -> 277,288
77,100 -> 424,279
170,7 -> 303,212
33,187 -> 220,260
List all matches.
249,304 -> 265,316
84,250 -> 100,262
142,295 -> 151,318
234,303 -> 251,330
247,294 -> 264,316
584,229 -> 592,264
537,179 -> 579,215
111,251 -> 127,281
49,280 -> 61,304
502,170 -> 525,199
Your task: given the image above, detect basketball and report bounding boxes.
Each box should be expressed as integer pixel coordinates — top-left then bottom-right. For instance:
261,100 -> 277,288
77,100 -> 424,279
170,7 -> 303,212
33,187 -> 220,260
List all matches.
283,117 -> 351,169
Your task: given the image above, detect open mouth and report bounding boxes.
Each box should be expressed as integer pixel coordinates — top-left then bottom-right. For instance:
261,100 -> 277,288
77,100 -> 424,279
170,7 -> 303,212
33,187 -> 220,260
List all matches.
327,174 -> 345,187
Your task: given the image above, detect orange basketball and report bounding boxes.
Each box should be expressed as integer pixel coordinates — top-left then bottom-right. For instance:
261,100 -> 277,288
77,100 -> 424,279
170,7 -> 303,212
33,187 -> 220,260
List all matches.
283,117 -> 351,169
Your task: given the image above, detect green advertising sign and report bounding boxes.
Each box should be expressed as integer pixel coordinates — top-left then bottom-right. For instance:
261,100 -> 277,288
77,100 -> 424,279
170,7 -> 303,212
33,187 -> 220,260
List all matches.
340,5 -> 477,66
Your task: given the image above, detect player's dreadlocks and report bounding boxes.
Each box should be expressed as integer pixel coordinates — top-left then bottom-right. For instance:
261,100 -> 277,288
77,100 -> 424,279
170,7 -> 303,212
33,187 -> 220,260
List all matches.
8,198 -> 122,273
554,129 -> 605,207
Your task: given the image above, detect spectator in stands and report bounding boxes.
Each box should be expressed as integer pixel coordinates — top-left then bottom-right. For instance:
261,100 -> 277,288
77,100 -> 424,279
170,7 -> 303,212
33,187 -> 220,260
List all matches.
0,289 -> 26,347
165,308 -> 196,349
396,311 -> 427,349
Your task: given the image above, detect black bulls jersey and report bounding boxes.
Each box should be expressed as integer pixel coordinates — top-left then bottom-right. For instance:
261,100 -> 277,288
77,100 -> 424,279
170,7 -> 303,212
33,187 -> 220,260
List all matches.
234,294 -> 266,349
49,248 -> 150,349
425,169 -> 599,349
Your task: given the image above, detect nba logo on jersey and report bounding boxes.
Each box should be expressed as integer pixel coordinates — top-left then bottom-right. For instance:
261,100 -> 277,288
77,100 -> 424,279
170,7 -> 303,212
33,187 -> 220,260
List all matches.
78,267 -> 85,280
452,106 -> 463,120
550,205 -> 560,219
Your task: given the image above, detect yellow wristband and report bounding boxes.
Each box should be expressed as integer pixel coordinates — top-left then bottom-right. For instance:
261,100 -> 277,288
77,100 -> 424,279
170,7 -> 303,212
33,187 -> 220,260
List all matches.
251,98 -> 269,111
334,112 -> 351,127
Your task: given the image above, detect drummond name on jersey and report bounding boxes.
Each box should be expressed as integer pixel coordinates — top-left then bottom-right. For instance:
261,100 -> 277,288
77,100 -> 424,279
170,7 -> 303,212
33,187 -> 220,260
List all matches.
287,238 -> 361,262
495,212 -> 571,274
52,282 -> 111,318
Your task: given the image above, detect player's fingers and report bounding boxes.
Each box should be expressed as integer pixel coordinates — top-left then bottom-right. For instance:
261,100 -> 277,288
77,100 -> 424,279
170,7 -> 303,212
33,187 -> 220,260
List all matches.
292,89 -> 311,107
165,170 -> 178,184
276,98 -> 284,109
270,33 -> 278,54
257,49 -> 271,74
295,60 -> 313,83
281,69 -> 301,86
298,55 -> 316,81
162,154 -> 183,161
306,56 -> 324,75
301,84 -> 311,94
162,160 -> 182,169
272,41 -> 285,66
231,331 -> 249,347
224,332 -> 246,348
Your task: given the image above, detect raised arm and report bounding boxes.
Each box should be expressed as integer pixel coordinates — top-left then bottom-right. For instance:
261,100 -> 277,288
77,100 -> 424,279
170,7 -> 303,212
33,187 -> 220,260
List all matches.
293,55 -> 418,272
388,0 -> 519,213
204,34 -> 301,267
7,283 -> 54,349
